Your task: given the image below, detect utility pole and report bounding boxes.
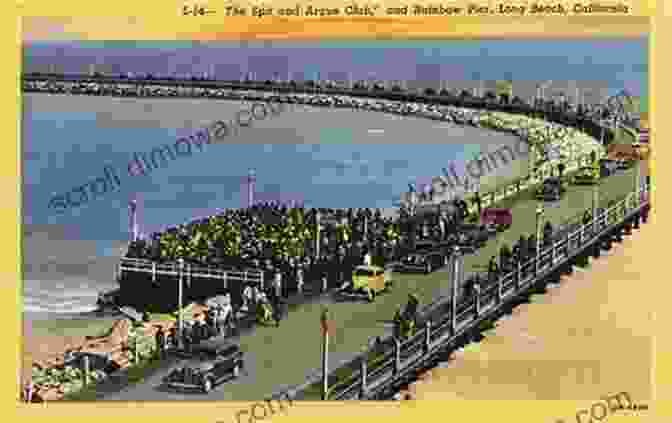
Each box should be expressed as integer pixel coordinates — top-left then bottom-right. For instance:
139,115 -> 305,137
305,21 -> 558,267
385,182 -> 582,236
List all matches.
535,204 -> 544,275
451,246 -> 461,334
177,258 -> 185,350
129,200 -> 138,242
320,307 -> 331,400
247,169 -> 256,208
316,212 -> 321,259
593,181 -> 599,233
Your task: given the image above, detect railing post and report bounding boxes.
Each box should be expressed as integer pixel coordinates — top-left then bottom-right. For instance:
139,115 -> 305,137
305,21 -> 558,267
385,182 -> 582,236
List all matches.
152,263 -> 157,283
82,355 -> 90,387
394,338 -> 401,375
497,275 -> 506,305
223,271 -> 228,289
243,271 -> 248,285
516,260 -> 521,290
552,239 -> 557,264
424,321 -> 432,355
474,283 -> 481,317
359,359 -> 368,399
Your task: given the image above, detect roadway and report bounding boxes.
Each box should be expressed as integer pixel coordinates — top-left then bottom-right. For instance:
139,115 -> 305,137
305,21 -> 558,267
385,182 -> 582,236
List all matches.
93,167 -> 642,401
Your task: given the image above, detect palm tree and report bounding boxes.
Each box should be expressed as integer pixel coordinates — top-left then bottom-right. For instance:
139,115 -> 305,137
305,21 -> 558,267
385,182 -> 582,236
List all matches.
159,231 -> 185,261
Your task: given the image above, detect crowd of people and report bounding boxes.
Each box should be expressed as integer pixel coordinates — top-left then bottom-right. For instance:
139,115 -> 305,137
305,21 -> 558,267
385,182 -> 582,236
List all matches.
123,199 -> 487,298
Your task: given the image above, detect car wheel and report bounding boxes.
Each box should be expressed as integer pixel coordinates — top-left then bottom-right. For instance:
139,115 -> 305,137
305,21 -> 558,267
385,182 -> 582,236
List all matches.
233,364 -> 240,378
202,378 -> 213,393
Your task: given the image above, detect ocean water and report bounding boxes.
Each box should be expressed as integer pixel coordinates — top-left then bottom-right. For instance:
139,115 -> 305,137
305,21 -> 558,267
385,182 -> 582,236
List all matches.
23,101 -> 484,315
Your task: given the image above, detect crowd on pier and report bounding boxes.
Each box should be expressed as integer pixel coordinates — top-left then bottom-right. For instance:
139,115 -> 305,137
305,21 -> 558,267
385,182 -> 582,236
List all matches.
125,203 -> 459,294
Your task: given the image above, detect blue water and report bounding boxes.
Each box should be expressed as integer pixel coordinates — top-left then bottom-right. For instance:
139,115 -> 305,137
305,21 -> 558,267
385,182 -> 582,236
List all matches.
24,109 -> 472,242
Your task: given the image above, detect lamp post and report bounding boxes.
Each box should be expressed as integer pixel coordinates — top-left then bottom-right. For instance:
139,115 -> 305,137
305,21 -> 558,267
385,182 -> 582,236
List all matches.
129,199 -> 138,242
593,180 -> 599,234
247,169 -> 256,208
451,245 -> 461,334
535,204 -> 544,275
320,307 -> 332,400
177,258 -> 185,349
315,212 -> 321,259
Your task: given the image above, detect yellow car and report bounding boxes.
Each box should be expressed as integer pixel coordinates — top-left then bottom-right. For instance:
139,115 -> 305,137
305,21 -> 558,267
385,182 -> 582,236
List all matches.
340,265 -> 391,302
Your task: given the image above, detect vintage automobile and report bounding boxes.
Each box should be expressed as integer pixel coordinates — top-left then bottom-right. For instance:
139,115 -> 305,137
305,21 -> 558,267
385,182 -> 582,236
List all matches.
480,208 -> 512,232
599,159 -> 619,178
398,242 -> 447,274
456,223 -> 490,249
572,166 -> 600,185
163,341 -> 244,393
337,264 -> 391,302
536,177 -> 566,201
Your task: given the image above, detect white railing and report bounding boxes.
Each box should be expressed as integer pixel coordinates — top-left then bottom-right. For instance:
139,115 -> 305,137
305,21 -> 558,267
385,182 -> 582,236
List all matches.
329,186 -> 649,400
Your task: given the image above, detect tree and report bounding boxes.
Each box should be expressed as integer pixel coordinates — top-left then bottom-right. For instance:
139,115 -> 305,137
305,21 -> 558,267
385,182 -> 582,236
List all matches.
484,91 -> 497,101
424,87 -> 436,96
391,85 -> 402,92
558,162 -> 566,180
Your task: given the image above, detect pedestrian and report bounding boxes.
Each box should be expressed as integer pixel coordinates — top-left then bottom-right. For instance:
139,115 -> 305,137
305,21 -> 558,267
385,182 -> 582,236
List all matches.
296,266 -> 304,294
363,250 -> 372,266
23,380 -> 34,403
274,270 -> 283,299
155,326 -> 166,359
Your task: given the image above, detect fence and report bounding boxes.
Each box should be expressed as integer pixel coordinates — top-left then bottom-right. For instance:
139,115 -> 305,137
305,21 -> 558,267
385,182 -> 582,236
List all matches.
118,258 -> 265,290
327,183 -> 649,400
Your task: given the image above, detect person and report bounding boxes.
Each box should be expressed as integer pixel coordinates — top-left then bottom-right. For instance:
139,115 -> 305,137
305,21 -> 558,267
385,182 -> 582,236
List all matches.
583,210 -> 592,226
23,380 -> 34,403
543,221 -> 553,246
488,256 -> 499,280
155,326 -> 166,359
296,266 -> 304,293
273,271 -> 283,299
363,250 -> 372,266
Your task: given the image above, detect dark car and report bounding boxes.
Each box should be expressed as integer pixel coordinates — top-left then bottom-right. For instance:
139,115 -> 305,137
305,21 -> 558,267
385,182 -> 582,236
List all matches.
536,177 -> 565,201
399,242 -> 447,274
456,223 -> 490,248
163,341 -> 244,393
600,159 -> 619,178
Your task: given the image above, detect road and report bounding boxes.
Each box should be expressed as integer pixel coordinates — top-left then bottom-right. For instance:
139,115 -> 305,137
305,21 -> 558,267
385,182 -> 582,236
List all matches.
94,167 -> 642,401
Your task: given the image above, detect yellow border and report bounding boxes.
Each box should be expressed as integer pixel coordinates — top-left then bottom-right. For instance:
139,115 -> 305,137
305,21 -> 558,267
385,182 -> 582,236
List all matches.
8,2 -> 668,423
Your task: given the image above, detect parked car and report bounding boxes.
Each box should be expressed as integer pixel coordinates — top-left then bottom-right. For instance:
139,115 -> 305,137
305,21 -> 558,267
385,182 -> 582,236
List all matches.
399,250 -> 445,273
480,208 -> 512,232
600,159 -> 619,178
398,243 -> 446,274
337,264 -> 390,302
536,177 -> 566,201
572,166 -> 599,185
163,341 -> 244,393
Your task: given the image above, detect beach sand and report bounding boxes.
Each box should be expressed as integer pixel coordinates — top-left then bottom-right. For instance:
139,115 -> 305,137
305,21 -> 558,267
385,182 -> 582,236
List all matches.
399,214 -> 655,403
